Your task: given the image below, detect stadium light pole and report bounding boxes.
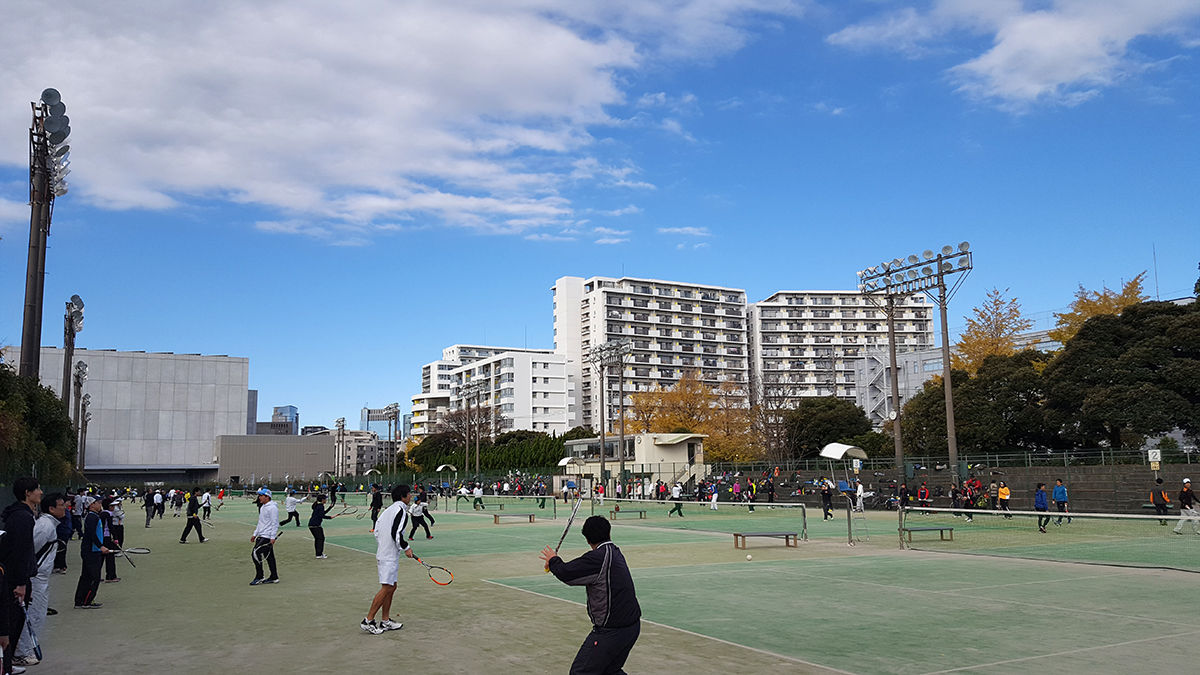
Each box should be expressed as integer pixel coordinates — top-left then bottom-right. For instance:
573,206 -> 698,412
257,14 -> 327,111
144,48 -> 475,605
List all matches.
60,295 -> 84,401
857,244 -> 973,485
79,394 -> 91,472
19,88 -> 72,380
460,380 -> 487,478
587,339 -> 630,498
72,361 -> 87,469
335,417 -> 345,476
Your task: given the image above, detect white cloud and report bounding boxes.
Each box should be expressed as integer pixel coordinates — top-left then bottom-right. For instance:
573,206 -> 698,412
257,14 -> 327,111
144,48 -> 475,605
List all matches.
658,226 -> 710,236
595,237 -> 629,245
813,101 -> 846,115
0,197 -> 28,228
593,226 -> 632,236
571,158 -> 657,189
525,232 -> 576,242
660,118 -> 697,141
827,0 -> 1200,110
0,0 -> 800,239
595,205 -> 643,216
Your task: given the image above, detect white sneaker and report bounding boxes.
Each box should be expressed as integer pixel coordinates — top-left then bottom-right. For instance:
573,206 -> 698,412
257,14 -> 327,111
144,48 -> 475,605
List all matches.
379,619 -> 403,631
13,666 -> 27,674
316,554 -> 328,559
360,618 -> 384,635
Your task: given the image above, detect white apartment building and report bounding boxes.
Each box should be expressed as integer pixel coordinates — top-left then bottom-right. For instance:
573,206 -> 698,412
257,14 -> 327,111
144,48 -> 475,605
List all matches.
450,349 -> 571,434
748,291 -> 935,407
411,345 -> 572,439
553,276 -> 750,432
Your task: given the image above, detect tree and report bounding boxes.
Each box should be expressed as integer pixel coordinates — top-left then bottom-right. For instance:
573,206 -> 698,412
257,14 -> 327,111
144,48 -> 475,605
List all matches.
561,426 -> 596,442
782,397 -> 871,459
1048,273 -> 1147,344
1194,262 -> 1199,297
0,364 -> 78,483
1044,300 -> 1200,448
952,288 -> 1033,375
703,380 -> 758,462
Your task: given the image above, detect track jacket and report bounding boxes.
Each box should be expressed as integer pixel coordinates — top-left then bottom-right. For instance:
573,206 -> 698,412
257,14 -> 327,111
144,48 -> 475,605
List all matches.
0,501 -> 36,588
548,541 -> 641,629
253,501 -> 280,540
374,501 -> 411,561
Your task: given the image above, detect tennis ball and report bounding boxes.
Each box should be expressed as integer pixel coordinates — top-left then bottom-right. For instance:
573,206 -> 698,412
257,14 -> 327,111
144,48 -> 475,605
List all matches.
746,554 -> 752,561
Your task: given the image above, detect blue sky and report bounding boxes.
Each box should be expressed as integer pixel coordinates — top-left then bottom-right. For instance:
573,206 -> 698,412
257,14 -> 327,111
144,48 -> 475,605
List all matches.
1,0 -> 1197,428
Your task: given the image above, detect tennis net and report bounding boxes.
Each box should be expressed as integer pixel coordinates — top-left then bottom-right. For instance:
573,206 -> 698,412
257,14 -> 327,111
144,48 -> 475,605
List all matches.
901,506 -> 1200,573
451,494 -> 558,518
590,497 -> 807,539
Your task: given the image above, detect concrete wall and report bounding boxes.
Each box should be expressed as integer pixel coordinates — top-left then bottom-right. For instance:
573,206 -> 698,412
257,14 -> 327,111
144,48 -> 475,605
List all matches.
215,435 -> 334,484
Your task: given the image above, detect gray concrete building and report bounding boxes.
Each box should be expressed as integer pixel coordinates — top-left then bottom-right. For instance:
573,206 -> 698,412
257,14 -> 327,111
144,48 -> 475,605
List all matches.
2,346 -> 249,481
215,435 -> 334,484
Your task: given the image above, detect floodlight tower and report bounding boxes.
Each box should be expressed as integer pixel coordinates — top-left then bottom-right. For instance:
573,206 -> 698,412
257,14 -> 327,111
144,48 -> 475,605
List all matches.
72,361 -> 88,469
587,338 -> 630,497
61,295 -> 84,401
19,88 -> 72,380
856,243 -> 973,484
335,417 -> 346,475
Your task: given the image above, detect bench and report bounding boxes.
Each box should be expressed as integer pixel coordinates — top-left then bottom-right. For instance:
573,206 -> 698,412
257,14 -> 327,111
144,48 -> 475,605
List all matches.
733,532 -> 799,549
494,513 -> 536,524
901,526 -> 954,542
1142,503 -> 1175,510
609,509 -> 647,520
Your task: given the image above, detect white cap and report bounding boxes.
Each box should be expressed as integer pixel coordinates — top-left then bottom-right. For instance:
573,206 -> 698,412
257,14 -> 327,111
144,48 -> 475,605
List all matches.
1185,478 -> 1191,484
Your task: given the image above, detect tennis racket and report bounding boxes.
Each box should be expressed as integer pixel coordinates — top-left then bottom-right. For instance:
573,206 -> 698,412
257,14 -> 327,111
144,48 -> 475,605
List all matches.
415,557 -> 453,585
112,546 -> 150,568
27,623 -> 42,661
356,511 -> 368,520
545,496 -> 584,573
331,505 -> 359,518
251,530 -> 283,563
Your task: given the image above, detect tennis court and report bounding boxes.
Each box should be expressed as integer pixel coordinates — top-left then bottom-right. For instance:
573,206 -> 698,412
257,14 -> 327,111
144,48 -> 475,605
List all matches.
39,495 -> 1196,675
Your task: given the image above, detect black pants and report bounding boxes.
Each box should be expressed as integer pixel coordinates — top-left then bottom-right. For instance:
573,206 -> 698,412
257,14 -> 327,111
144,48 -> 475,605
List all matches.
570,622 -> 640,675
410,516 -> 431,538
203,505 -> 211,519
253,537 -> 278,580
371,507 -> 381,528
104,538 -> 118,580
311,527 -> 325,556
1056,502 -> 1071,524
999,500 -> 1011,517
3,598 -> 25,674
280,511 -> 302,527
822,500 -> 833,520
75,550 -> 102,606
1155,503 -> 1169,523
668,499 -> 683,517
180,516 -> 205,542
1036,508 -> 1050,529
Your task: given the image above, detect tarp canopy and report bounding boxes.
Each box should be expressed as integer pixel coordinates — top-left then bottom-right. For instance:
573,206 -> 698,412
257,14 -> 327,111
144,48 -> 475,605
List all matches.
435,464 -> 458,472
557,457 -> 583,467
819,443 -> 868,460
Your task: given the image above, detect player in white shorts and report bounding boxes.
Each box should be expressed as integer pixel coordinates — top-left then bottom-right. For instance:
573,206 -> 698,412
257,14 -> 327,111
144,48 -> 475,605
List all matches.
360,484 -> 414,635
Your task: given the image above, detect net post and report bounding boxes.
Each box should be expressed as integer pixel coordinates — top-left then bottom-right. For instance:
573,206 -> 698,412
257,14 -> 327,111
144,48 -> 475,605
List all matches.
898,505 -> 907,550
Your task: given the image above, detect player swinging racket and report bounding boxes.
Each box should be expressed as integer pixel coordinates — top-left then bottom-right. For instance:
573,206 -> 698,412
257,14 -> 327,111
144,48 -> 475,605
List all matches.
249,488 -> 280,585
361,484 -> 414,635
540,516 -> 641,675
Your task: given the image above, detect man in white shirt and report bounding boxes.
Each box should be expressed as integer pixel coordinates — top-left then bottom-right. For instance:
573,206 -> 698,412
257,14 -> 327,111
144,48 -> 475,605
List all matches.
249,488 -> 280,585
361,485 -> 413,635
279,490 -> 307,528
668,483 -> 684,517
153,490 -> 164,520
472,484 -> 484,511
199,490 -> 212,520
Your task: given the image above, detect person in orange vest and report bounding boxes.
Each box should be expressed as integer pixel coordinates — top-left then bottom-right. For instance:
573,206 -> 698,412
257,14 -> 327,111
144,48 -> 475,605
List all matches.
1150,478 -> 1171,525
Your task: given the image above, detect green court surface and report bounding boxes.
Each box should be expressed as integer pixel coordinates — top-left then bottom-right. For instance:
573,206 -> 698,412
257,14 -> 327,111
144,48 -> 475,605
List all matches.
39,498 -> 1196,675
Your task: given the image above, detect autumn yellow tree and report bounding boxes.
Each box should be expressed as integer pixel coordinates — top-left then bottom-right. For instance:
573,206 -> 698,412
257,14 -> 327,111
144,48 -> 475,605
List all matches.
1048,273 -> 1148,344
952,288 -> 1034,374
622,371 -> 761,461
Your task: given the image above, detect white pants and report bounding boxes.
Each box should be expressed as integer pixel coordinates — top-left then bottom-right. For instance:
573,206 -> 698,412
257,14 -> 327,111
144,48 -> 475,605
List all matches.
709,494 -> 718,510
17,571 -> 50,658
1175,507 -> 1200,534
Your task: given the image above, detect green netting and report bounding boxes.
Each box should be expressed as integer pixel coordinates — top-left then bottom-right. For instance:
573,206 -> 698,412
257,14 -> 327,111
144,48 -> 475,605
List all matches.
583,497 -> 807,539
902,506 -> 1200,573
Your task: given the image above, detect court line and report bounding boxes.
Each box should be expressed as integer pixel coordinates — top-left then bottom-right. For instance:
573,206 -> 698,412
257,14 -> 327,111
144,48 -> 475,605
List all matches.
482,579 -> 860,675
766,567 -> 1177,626
917,629 -> 1200,674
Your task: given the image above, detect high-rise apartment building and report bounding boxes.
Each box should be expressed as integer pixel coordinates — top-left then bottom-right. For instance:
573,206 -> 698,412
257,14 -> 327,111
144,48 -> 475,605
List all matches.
552,276 -> 750,432
411,344 -> 571,439
748,291 -> 935,407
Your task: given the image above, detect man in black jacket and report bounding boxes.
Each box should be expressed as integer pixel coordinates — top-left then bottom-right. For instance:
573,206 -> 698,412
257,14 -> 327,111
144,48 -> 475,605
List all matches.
179,491 -> 207,544
74,497 -> 110,609
0,476 -> 41,672
540,516 -> 640,675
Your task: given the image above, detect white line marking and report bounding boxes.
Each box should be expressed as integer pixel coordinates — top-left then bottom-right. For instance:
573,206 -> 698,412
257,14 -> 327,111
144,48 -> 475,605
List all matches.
482,579 -> 860,675
917,629 -> 1200,674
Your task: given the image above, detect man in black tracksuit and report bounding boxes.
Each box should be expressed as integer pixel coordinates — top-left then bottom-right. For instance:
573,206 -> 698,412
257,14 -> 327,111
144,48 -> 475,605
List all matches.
369,485 -> 384,532
0,476 -> 40,671
540,516 -> 640,675
74,498 -> 110,608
